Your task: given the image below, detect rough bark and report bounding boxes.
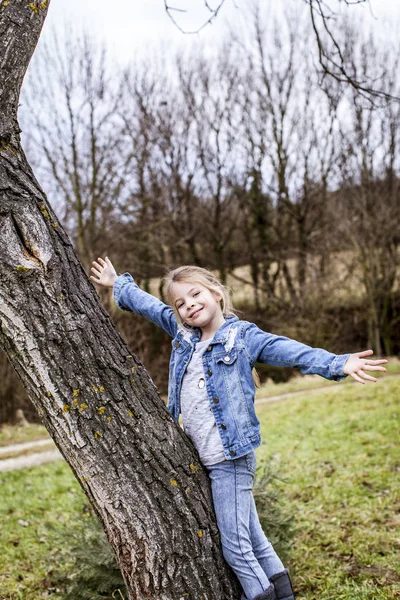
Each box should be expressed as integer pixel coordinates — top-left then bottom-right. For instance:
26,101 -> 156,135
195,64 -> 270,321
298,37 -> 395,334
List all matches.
0,2 -> 241,598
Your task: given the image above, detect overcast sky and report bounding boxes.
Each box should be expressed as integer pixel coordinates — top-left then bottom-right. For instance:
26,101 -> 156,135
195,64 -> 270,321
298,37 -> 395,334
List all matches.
38,0 -> 400,65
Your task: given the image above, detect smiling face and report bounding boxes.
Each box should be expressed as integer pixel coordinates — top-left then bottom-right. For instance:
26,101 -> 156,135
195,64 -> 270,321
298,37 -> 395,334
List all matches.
171,280 -> 226,339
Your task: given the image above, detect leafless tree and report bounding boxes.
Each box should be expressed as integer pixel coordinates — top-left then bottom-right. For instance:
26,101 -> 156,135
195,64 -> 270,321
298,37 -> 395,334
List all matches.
21,32 -> 130,272
121,55 -> 204,280
232,6 -> 341,306
164,0 -> 400,102
117,61 -> 171,287
179,46 -> 242,282
335,32 -> 400,354
307,0 -> 400,101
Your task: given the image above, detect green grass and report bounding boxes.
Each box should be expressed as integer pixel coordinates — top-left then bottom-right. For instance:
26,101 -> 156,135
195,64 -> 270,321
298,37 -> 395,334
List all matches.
0,462 -> 89,599
0,378 -> 399,599
256,377 -> 400,599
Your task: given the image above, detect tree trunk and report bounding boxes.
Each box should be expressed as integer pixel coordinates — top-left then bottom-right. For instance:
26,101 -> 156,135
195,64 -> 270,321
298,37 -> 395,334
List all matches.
0,3 -> 241,598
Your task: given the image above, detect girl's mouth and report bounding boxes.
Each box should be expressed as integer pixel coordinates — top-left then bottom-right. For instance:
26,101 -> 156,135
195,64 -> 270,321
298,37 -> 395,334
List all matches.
190,308 -> 203,319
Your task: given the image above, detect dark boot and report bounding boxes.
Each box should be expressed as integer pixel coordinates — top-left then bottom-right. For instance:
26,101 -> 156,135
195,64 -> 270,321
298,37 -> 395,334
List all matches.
254,583 -> 277,600
269,569 -> 295,600
240,583 -> 277,600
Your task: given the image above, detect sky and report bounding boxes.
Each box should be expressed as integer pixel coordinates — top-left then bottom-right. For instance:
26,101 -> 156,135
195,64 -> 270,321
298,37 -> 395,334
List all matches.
37,0 -> 400,65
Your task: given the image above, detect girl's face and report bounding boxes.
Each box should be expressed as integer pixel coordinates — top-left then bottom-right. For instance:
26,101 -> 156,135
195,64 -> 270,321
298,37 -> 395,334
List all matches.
171,280 -> 225,336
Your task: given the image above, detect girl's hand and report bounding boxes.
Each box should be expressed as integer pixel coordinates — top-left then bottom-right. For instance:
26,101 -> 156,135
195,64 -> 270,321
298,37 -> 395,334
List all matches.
343,349 -> 388,384
90,256 -> 118,288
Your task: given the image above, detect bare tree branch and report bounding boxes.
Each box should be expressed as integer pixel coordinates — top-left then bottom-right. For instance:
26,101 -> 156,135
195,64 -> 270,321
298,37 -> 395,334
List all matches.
164,0 -> 399,102
307,0 -> 400,102
164,0 -> 227,34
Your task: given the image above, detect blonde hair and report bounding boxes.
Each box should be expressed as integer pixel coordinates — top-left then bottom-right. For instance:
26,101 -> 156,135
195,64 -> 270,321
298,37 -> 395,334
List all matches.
164,265 -> 235,322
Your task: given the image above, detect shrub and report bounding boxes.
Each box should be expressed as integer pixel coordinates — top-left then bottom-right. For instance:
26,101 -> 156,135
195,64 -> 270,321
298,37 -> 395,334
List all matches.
253,460 -> 295,562
52,508 -> 127,600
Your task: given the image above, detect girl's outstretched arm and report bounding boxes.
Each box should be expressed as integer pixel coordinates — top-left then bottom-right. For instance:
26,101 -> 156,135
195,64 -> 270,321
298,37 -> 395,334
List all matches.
343,349 -> 388,384
244,323 -> 387,382
90,257 -> 177,338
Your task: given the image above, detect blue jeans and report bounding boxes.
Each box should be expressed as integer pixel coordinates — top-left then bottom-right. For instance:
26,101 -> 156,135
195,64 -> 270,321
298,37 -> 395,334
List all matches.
205,452 -> 285,600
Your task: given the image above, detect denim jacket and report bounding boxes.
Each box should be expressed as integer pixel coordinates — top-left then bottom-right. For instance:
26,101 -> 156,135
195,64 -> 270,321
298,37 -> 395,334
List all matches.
113,273 -> 350,460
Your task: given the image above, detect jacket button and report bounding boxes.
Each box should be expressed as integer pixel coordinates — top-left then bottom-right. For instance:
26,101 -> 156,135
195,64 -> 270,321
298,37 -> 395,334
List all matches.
213,397 -> 219,404
207,369 -> 212,376
175,342 -> 180,348
230,450 -> 237,457
221,423 -> 227,430
206,345 -> 212,352
224,356 -> 230,362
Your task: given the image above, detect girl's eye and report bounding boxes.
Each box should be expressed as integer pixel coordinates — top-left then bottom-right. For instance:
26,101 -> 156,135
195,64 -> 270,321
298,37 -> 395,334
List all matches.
176,303 -> 183,309
193,291 -> 200,297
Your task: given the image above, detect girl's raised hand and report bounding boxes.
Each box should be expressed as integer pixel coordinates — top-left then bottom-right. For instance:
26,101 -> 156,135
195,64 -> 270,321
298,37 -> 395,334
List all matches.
343,349 -> 388,384
90,256 -> 118,288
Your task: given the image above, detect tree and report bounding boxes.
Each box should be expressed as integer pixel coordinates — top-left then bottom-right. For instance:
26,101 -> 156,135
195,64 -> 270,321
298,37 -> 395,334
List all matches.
121,57 -> 202,277
178,47 -> 241,282
164,0 -> 400,102
307,0 -> 400,101
232,6 -> 340,307
334,31 -> 400,355
21,32 -> 130,273
0,2 -> 241,598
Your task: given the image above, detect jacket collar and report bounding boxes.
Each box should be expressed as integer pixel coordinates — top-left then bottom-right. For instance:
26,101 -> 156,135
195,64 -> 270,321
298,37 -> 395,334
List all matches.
189,315 -> 239,344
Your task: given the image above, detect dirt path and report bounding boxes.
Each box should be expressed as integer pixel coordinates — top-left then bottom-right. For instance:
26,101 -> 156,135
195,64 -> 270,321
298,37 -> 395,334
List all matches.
1,374 -> 398,472
0,448 -> 62,472
0,438 -> 54,457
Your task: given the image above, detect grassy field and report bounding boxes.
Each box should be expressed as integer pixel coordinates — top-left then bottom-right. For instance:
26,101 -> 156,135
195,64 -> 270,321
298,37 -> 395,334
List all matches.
0,461 -> 89,599
0,424 -> 49,447
257,377 -> 400,600
0,376 -> 399,599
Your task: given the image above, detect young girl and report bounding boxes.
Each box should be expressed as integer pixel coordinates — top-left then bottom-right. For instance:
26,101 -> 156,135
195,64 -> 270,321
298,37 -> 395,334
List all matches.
90,257 -> 387,600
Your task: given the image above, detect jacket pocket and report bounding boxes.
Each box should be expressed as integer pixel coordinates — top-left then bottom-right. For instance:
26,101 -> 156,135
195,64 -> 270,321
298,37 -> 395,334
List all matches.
215,348 -> 238,365
171,338 -> 190,354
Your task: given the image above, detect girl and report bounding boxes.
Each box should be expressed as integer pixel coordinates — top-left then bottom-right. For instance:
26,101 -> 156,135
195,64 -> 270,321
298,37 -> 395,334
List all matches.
90,257 -> 387,600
